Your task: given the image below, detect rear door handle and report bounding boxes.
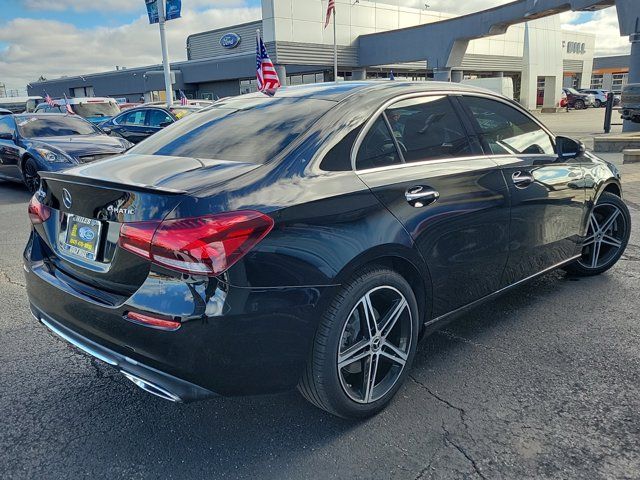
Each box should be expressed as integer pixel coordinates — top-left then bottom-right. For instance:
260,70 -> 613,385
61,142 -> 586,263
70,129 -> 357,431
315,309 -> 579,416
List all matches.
405,186 -> 439,208
512,171 -> 535,188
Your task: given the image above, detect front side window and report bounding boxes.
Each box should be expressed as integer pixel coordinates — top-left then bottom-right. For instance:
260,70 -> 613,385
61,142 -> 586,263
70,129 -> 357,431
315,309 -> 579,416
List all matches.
462,96 -> 555,156
0,117 -> 16,136
385,96 -> 471,163
146,109 -> 173,127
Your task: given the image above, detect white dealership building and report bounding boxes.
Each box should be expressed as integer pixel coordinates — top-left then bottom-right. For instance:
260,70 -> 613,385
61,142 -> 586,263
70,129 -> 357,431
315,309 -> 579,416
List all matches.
30,0 -> 597,110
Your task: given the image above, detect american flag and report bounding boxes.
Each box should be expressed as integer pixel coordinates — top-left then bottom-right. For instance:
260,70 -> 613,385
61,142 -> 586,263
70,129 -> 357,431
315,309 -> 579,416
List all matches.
256,32 -> 281,95
179,90 -> 188,106
325,0 -> 335,29
45,93 -> 56,107
62,94 -> 74,115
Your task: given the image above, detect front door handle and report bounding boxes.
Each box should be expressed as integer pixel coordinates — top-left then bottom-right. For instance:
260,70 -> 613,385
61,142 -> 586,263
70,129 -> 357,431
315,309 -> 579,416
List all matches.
405,186 -> 439,208
512,171 -> 535,188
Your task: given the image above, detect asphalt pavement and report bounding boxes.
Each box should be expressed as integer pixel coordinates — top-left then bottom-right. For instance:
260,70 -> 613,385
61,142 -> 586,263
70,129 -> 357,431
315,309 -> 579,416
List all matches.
1,114 -> 640,478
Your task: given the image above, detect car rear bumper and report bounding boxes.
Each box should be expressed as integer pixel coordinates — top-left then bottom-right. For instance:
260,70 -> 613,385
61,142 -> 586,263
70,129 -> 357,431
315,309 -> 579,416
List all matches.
25,232 -> 335,400
31,304 -> 216,402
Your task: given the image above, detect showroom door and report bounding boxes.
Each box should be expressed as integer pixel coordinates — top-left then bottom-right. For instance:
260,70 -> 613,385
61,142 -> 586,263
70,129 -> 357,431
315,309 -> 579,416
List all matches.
356,95 -> 511,317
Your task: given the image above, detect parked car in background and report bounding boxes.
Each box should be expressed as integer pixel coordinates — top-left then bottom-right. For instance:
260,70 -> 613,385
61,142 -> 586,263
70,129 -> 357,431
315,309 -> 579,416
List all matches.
145,99 -> 214,109
562,88 -> 595,109
118,102 -> 142,111
579,89 -> 621,108
0,96 -> 43,113
0,113 -> 131,192
621,83 -> 640,123
99,105 -> 202,143
25,82 -> 630,418
35,97 -> 120,124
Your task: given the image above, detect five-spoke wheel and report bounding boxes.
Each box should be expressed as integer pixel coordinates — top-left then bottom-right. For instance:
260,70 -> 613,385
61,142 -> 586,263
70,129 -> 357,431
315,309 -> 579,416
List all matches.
338,286 -> 412,404
565,192 -> 630,276
299,267 -> 419,418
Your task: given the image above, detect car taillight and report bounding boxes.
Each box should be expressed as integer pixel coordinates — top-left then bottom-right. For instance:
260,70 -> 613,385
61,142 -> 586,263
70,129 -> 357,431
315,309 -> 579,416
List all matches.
118,211 -> 274,276
28,196 -> 51,224
124,311 -> 181,331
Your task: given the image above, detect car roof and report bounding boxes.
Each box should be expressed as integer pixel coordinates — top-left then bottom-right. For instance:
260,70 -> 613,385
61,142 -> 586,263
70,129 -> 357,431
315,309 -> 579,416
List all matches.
15,113 -> 75,117
233,80 -> 507,103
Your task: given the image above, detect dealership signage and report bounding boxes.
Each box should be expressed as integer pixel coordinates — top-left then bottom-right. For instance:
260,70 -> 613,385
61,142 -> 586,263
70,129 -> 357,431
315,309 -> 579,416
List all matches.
220,33 -> 242,49
563,40 -> 586,55
145,0 -> 182,24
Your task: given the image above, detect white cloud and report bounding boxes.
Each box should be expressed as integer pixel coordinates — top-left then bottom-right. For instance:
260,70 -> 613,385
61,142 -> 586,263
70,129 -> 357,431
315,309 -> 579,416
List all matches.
560,7 -> 630,57
0,7 -> 261,90
20,0 -> 245,13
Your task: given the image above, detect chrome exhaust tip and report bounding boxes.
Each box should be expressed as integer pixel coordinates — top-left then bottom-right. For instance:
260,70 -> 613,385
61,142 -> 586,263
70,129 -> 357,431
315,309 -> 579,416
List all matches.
121,371 -> 182,403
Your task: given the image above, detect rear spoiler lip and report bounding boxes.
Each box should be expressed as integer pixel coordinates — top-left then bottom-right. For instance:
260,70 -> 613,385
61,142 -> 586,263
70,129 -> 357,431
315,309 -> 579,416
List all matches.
39,172 -> 187,195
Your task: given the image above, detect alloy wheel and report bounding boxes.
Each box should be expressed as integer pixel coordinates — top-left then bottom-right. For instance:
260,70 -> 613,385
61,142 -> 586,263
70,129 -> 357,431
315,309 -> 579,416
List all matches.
578,203 -> 626,270
23,161 -> 40,194
337,286 -> 412,404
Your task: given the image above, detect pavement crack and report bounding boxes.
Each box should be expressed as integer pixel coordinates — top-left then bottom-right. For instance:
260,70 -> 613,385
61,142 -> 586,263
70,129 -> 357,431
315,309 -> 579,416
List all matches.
409,375 -> 466,417
437,330 -> 508,354
442,422 -> 487,480
0,269 -> 26,288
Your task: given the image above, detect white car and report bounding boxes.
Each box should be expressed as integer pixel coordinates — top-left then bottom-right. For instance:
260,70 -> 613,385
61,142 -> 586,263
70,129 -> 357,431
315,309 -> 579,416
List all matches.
35,97 -> 120,124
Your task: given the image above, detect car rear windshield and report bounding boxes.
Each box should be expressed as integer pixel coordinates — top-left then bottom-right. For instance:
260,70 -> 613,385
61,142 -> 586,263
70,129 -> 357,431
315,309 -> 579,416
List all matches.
129,97 -> 334,163
72,102 -> 120,118
16,116 -> 99,137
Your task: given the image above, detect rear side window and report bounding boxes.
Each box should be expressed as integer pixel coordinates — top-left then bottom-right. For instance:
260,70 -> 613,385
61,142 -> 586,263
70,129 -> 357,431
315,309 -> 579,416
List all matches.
356,116 -> 401,170
386,96 -> 471,163
462,96 -> 555,156
130,98 -> 333,163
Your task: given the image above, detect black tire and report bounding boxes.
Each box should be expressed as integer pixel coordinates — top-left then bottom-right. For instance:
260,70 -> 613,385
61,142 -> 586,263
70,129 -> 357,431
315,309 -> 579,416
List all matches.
22,157 -> 41,194
574,99 -> 586,110
563,192 -> 631,276
595,99 -> 602,108
298,266 -> 419,418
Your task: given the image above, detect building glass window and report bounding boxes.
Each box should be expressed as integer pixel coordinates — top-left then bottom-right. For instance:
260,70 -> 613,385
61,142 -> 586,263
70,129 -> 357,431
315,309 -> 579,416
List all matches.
612,73 -> 628,93
591,74 -> 604,89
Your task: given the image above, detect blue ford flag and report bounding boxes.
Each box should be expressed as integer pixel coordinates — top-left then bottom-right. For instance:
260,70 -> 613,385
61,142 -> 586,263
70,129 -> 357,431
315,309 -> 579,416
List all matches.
146,0 -> 159,24
165,0 -> 182,20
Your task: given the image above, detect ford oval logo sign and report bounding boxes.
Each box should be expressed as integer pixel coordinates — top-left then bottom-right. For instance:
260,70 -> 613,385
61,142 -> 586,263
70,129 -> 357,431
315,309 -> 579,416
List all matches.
220,32 -> 241,49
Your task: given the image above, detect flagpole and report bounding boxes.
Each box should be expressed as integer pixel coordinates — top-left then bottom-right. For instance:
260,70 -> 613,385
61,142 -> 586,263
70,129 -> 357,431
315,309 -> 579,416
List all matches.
157,0 -> 174,108
333,7 -> 338,82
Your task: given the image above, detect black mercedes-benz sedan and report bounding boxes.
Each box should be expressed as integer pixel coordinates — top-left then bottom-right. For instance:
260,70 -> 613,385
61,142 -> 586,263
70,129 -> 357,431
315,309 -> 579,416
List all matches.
24,82 -> 630,418
0,113 -> 132,192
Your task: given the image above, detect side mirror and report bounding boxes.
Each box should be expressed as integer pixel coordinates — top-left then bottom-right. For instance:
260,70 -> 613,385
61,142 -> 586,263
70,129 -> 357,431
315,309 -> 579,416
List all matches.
0,132 -> 13,141
556,136 -> 585,160
159,121 -> 172,128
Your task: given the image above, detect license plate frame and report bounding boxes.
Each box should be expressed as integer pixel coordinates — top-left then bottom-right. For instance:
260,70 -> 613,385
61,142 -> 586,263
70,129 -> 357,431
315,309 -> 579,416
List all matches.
63,215 -> 102,261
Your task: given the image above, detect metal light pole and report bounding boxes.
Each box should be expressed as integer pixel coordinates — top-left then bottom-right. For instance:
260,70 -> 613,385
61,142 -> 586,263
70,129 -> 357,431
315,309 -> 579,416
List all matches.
157,0 -> 173,108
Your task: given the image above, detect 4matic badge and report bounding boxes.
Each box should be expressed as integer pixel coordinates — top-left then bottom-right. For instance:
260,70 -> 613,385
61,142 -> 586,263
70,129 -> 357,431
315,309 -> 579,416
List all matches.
107,204 -> 135,215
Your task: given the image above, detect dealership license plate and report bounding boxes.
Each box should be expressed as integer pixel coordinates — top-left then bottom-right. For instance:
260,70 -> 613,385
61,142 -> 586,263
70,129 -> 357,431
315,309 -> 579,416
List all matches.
63,215 -> 102,261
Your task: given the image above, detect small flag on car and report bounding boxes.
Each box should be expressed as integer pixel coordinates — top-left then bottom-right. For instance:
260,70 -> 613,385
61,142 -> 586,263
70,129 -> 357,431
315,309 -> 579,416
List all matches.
256,30 -> 281,96
62,94 -> 74,115
45,93 -> 56,106
179,90 -> 188,106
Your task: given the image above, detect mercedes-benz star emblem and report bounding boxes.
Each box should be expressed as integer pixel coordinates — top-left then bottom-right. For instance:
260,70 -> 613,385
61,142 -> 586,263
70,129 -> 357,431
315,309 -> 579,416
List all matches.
62,188 -> 73,209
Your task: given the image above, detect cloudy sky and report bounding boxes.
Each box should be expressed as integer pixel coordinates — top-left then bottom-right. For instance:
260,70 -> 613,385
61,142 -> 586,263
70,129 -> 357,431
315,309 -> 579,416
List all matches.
0,0 -> 630,93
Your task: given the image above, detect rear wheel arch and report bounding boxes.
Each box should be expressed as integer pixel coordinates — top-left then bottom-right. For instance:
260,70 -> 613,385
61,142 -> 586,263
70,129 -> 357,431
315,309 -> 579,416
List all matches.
330,246 -> 433,329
